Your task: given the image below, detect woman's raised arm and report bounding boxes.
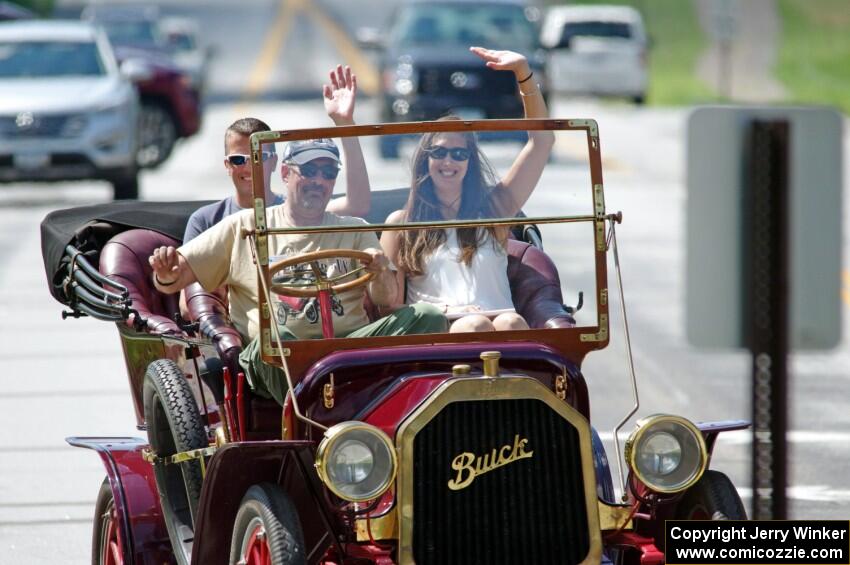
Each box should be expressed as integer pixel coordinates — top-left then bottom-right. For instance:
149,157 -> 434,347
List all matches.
469,46 -> 555,216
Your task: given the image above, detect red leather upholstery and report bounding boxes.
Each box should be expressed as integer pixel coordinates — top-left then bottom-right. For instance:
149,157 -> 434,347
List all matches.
507,239 -> 575,329
184,282 -> 243,371
98,229 -> 182,335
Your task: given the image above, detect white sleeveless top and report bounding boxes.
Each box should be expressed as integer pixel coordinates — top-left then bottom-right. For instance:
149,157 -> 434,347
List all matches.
406,229 -> 513,310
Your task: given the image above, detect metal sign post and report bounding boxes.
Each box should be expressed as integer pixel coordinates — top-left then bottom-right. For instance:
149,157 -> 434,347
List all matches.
744,120 -> 790,519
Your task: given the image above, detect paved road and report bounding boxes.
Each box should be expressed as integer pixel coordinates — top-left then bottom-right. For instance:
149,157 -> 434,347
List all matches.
2,1 -> 849,563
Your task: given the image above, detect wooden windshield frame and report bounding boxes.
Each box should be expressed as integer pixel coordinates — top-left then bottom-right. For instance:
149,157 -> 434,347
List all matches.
248,118 -> 609,376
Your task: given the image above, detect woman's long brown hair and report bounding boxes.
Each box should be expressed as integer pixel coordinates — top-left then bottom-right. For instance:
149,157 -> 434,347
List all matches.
396,117 -> 513,277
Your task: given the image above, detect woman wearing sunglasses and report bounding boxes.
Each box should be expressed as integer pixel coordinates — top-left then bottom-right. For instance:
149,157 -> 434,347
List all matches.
381,46 -> 555,333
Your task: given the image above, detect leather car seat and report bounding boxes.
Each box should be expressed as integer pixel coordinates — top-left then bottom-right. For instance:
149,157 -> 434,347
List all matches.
98,229 -> 182,335
184,282 -> 243,377
507,239 -> 575,329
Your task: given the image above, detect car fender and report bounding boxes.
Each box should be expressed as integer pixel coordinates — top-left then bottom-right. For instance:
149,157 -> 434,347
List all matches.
67,436 -> 172,565
191,441 -> 334,565
697,419 -> 750,461
592,427 -> 617,503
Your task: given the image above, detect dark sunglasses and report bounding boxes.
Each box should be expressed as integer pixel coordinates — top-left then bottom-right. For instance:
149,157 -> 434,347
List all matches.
226,151 -> 275,166
426,146 -> 471,162
293,162 -> 341,180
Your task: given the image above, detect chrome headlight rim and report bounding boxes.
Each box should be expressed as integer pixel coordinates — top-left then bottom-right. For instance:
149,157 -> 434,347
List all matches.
315,421 -> 397,502
624,414 -> 707,494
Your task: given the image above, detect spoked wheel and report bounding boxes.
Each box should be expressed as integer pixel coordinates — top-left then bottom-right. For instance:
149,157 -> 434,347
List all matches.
230,484 -> 306,565
92,477 -> 125,565
675,470 -> 747,520
143,359 -> 207,565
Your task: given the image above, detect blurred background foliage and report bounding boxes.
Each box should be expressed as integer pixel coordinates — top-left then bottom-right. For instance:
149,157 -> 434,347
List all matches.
547,0 -> 849,112
6,0 -> 849,112
9,0 -> 53,16
777,0 -> 850,114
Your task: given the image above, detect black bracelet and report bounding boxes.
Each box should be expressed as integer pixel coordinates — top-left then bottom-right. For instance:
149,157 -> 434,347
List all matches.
155,274 -> 177,287
517,71 -> 533,84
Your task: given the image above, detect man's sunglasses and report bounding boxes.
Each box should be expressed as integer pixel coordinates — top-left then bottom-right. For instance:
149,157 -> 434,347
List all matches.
292,162 -> 341,180
226,151 -> 275,166
426,146 -> 471,162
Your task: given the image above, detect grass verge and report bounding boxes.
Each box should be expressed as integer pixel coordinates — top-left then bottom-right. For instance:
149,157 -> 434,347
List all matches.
776,0 -> 850,114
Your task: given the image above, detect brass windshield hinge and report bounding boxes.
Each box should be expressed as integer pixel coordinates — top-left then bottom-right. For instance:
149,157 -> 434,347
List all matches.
323,373 -> 335,409
554,373 -> 568,400
580,313 -> 609,343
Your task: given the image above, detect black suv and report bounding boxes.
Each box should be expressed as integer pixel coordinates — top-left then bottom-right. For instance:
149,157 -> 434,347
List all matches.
368,0 -> 548,158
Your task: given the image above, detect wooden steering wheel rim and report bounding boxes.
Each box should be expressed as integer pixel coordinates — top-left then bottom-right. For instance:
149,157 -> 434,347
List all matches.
269,248 -> 376,298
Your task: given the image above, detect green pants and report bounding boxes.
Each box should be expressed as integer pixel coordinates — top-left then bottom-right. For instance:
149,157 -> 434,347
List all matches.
238,303 -> 448,405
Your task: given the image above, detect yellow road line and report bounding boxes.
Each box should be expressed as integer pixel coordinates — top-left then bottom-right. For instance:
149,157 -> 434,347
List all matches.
842,270 -> 850,307
236,0 -> 296,112
302,0 -> 380,97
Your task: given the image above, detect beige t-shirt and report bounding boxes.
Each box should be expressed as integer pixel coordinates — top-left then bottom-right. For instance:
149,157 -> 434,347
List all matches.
179,207 -> 379,340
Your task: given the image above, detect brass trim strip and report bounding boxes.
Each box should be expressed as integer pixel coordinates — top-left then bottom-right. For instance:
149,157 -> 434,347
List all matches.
580,313 -> 608,343
569,118 -> 599,138
598,501 -> 634,531
262,328 -> 291,357
593,184 -> 605,219
143,446 -> 217,466
595,220 -> 606,251
247,214 -> 596,237
395,376 -> 602,565
249,118 -> 594,149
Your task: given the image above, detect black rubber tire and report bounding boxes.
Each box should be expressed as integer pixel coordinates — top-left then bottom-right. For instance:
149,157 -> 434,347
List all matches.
143,359 -> 207,565
137,102 -> 177,169
675,470 -> 747,520
230,483 -> 306,565
632,94 -> 646,105
110,166 -> 139,200
92,477 -> 124,565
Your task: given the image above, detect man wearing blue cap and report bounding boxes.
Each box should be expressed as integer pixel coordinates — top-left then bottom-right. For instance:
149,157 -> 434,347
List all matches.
149,137 -> 448,405
183,66 -> 370,243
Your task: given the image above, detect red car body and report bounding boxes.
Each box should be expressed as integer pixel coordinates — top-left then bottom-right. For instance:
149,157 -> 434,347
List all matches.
42,119 -> 748,565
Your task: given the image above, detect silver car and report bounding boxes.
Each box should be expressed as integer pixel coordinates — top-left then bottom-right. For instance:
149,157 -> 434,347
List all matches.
0,20 -> 140,199
541,5 -> 648,104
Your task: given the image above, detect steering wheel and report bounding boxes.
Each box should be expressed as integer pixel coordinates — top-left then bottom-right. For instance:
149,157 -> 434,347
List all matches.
269,248 -> 376,298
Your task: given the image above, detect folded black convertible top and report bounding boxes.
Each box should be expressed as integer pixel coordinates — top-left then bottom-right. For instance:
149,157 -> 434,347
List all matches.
40,200 -> 212,305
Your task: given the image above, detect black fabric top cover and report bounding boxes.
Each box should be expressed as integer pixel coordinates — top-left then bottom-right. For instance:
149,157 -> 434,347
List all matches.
40,200 -> 213,305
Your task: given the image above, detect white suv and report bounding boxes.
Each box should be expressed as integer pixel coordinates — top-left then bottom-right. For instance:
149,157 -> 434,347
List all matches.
0,20 -> 140,199
541,5 -> 648,104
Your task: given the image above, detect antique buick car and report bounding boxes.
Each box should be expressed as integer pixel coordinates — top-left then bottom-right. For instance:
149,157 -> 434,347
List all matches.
40,118 -> 747,565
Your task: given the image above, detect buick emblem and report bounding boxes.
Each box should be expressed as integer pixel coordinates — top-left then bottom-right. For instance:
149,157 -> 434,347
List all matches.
448,434 -> 534,491
15,112 -> 34,129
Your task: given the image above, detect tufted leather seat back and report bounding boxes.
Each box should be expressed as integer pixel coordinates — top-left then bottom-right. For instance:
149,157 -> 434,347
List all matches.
184,282 -> 243,372
507,239 -> 575,329
99,229 -> 182,335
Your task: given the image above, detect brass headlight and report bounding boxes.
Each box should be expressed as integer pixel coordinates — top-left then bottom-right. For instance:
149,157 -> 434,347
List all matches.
624,415 -> 707,493
315,422 -> 397,502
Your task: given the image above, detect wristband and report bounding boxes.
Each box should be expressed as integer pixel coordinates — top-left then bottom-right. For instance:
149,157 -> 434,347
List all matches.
517,71 -> 533,84
155,274 -> 177,287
